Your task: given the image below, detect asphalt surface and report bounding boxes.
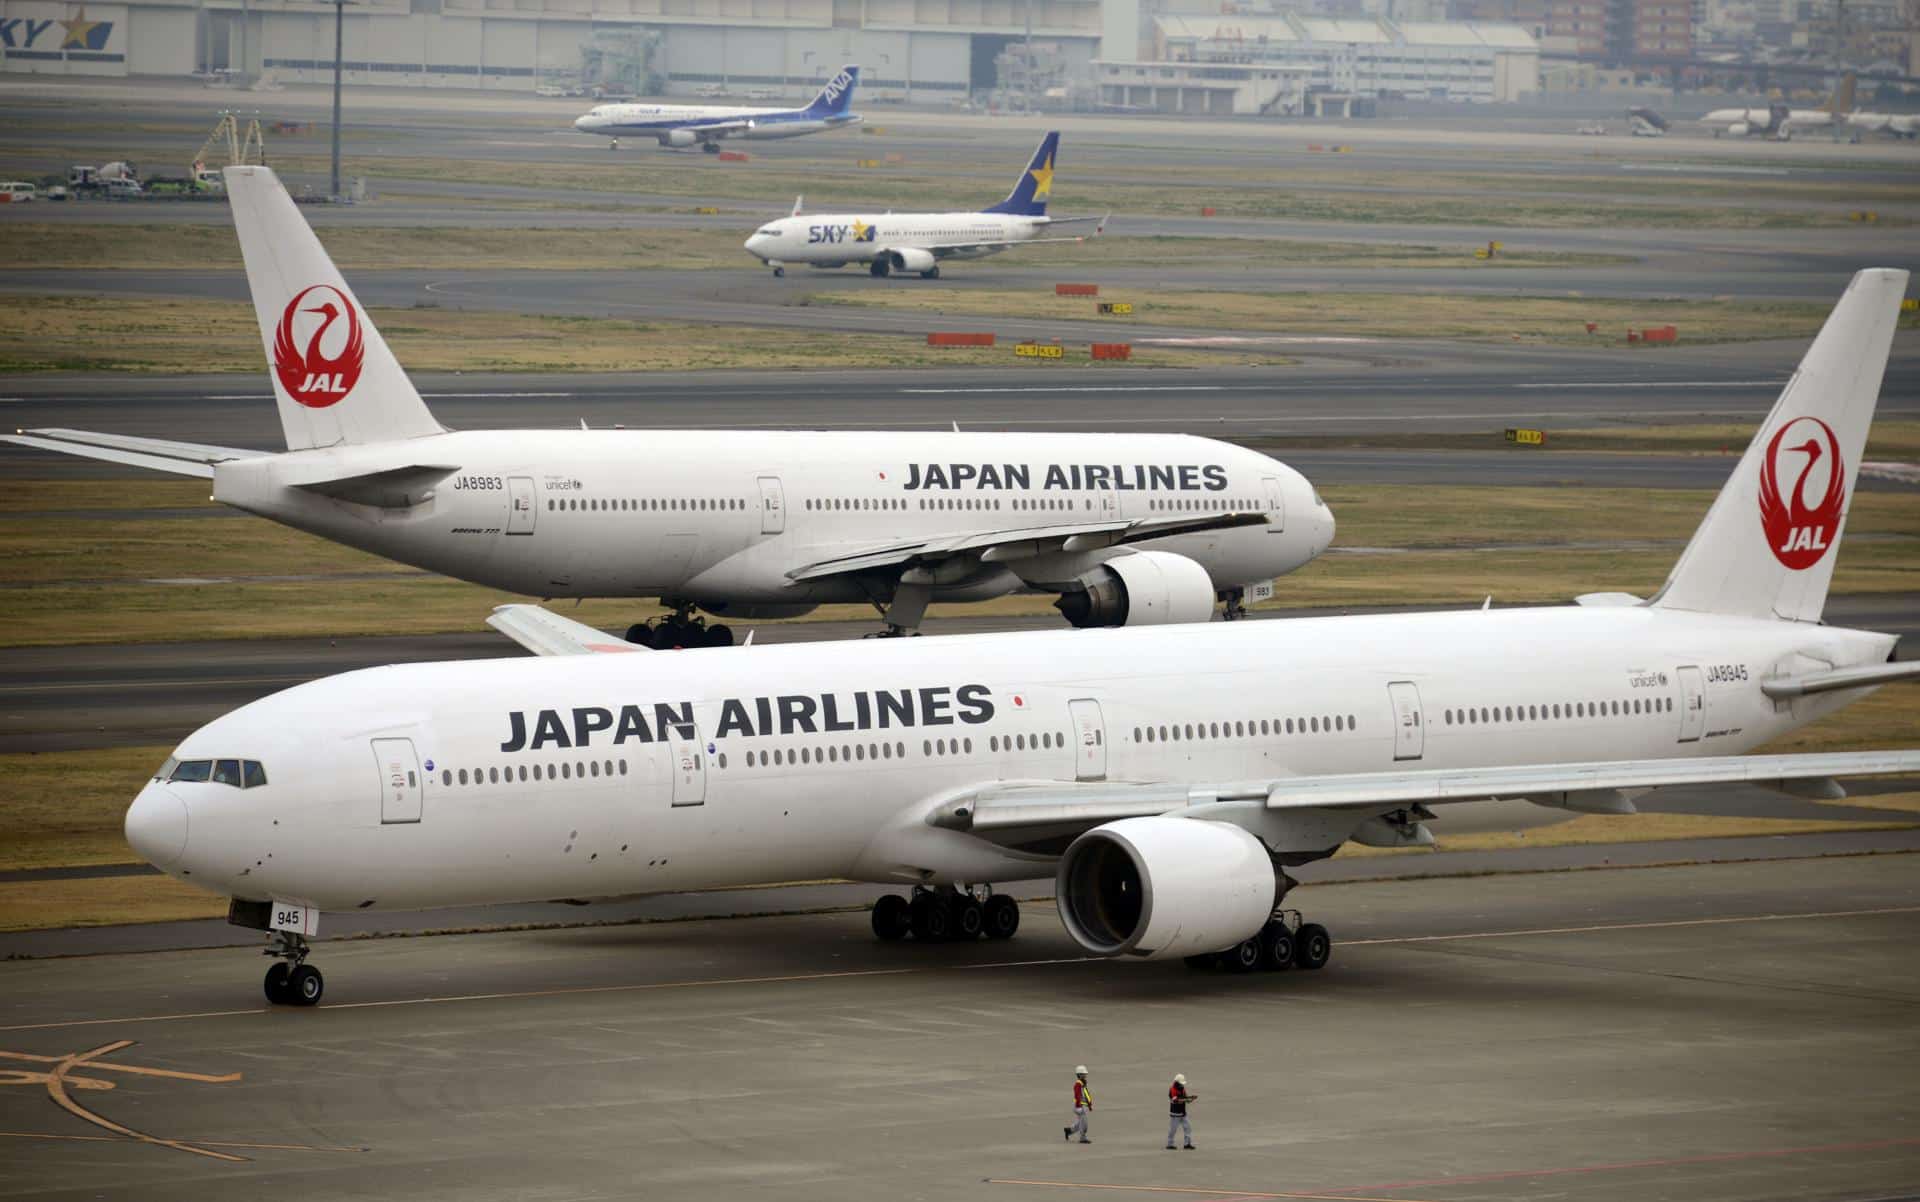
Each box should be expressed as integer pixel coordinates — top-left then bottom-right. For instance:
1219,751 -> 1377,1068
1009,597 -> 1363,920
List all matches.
1,854 -> 1917,1200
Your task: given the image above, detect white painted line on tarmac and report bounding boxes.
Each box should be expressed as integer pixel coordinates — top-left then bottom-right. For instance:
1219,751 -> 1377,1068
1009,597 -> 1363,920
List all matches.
900,386 -> 1235,395
1514,380 -> 1780,389
205,392 -> 572,400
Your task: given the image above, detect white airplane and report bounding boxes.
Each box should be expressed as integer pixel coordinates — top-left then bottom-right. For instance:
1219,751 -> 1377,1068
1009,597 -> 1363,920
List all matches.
123,270 -> 1920,1006
572,65 -> 862,152
1845,110 -> 1919,140
2,167 -> 1331,646
744,131 -> 1104,279
1701,74 -> 1854,140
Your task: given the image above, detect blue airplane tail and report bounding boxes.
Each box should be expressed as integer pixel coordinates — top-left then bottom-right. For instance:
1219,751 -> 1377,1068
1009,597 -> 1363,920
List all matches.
982,132 -> 1059,217
803,65 -> 859,117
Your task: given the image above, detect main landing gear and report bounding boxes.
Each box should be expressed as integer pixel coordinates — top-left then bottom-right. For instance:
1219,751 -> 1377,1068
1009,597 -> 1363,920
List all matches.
1184,909 -> 1331,974
262,931 -> 324,1006
701,142 -> 722,155
871,886 -> 1021,943
869,258 -> 891,278
626,605 -> 733,649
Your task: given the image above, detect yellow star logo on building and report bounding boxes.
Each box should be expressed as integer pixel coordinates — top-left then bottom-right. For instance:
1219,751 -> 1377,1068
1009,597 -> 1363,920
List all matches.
1028,154 -> 1055,197
60,6 -> 103,49
850,217 -> 871,241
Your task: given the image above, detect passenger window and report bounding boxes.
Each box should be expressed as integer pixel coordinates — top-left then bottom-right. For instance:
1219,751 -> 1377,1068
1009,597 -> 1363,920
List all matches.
243,760 -> 268,789
170,759 -> 213,783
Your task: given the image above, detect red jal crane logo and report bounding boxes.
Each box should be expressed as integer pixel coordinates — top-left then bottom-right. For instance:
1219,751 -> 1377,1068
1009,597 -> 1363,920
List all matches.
1757,416 -> 1845,570
273,285 -> 365,408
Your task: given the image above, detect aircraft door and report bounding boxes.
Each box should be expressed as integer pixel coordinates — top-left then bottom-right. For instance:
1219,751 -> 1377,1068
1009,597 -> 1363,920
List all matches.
1677,666 -> 1705,743
1387,681 -> 1424,761
372,737 -> 422,824
506,477 -> 536,535
758,476 -> 786,535
1261,476 -> 1286,531
1096,485 -> 1120,521
1068,698 -> 1106,781
670,724 -> 707,806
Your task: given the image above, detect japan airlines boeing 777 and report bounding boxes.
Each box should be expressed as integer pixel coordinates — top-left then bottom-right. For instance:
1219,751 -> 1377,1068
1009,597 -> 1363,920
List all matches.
3,166 -> 1331,645
744,132 -> 1103,279
123,270 -> 1918,1006
573,65 -> 862,152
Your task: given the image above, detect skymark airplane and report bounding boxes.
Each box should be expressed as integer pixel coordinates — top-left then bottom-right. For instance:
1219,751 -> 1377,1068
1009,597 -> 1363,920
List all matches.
3,166 -> 1331,647
122,270 -> 1919,1006
1701,73 -> 1855,140
572,65 -> 862,152
744,131 -> 1103,278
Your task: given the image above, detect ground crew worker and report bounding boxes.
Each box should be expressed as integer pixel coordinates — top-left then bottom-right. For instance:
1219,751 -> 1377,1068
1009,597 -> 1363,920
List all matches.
1064,1066 -> 1092,1143
1165,1073 -> 1197,1150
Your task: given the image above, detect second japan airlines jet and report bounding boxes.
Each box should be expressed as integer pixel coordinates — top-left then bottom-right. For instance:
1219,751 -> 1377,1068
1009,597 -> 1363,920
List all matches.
744,131 -> 1104,278
124,271 -> 1918,1006
4,166 -> 1332,646
573,65 -> 862,152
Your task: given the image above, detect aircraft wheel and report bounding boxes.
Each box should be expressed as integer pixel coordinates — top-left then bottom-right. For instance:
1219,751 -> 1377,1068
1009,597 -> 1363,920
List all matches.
1259,922 -> 1296,971
871,894 -> 911,940
983,893 -> 1020,939
955,896 -> 985,940
701,142 -> 721,154
1223,935 -> 1263,973
772,266 -> 785,278
1293,923 -> 1332,971
288,964 -> 325,1006
909,892 -> 952,942
264,962 -> 293,1004
704,623 -> 734,648
920,266 -> 940,279
869,258 -> 890,278
624,622 -> 654,648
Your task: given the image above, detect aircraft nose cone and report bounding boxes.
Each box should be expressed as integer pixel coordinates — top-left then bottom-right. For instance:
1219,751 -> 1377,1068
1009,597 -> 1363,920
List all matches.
574,115 -> 592,132
1318,503 -> 1336,554
125,785 -> 189,868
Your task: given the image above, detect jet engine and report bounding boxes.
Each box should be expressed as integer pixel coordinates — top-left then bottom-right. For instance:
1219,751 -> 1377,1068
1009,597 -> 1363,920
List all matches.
1054,550 -> 1215,628
1726,121 -> 1750,137
886,247 -> 938,273
1055,816 -> 1276,960
664,129 -> 699,148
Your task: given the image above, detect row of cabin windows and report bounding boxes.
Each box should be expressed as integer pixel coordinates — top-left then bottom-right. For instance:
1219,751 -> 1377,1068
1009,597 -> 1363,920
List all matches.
550,497 -> 746,513
808,498 -> 908,511
446,760 -> 629,787
1443,696 -> 1673,726
154,757 -> 268,788
1134,715 -> 1357,743
741,742 -> 907,768
1150,496 -> 1258,512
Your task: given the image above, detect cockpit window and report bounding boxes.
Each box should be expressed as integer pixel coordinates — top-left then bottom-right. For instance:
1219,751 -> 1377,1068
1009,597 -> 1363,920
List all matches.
243,760 -> 268,789
756,226 -> 779,237
166,758 -> 268,787
154,756 -> 178,781
212,759 -> 243,787
169,760 -> 212,783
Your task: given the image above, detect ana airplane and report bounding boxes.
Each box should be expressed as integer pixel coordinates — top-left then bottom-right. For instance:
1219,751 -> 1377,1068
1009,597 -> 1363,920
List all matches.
123,270 -> 1919,1006
744,131 -> 1103,279
573,65 -> 862,152
1702,73 -> 1855,140
3,167 -> 1332,647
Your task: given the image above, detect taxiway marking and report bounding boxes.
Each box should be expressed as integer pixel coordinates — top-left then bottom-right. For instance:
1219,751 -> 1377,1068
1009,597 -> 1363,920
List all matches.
988,1180 -> 1427,1202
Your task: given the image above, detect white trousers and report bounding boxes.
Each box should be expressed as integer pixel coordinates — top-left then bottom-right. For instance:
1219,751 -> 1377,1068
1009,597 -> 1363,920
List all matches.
1166,1114 -> 1192,1147
1068,1106 -> 1090,1140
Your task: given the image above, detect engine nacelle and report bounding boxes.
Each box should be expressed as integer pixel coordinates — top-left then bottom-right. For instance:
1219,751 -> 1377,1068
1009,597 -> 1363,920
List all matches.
663,129 -> 699,148
1056,816 -> 1276,960
1055,550 -> 1216,628
1726,122 -> 1750,138
886,247 -> 937,273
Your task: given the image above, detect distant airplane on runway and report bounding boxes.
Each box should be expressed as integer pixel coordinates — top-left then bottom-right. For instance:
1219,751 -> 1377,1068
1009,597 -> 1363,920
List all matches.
120,269 -> 1920,1007
1701,73 -> 1855,140
744,131 -> 1106,279
3,166 -> 1332,647
572,65 -> 862,152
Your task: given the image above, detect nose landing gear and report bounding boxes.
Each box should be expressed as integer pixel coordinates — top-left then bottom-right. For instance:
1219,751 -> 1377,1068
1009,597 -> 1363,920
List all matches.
262,931 -> 323,1006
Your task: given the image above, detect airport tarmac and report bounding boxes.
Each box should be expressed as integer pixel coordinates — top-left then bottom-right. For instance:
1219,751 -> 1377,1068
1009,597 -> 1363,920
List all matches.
1,853 -> 1917,1201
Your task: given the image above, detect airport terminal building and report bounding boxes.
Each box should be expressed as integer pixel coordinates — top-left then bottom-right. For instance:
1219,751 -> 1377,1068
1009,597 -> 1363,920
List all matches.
0,0 -> 1140,100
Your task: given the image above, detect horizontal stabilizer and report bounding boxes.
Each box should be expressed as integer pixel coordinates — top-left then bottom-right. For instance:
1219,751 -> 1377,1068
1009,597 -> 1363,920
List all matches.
1761,660 -> 1920,698
3,427 -> 263,479
285,463 -> 459,509
487,605 -> 641,656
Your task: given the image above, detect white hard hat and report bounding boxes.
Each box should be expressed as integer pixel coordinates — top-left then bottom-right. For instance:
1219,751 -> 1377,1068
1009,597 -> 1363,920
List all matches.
1075,1065 -> 1088,1075
1174,1074 -> 1187,1084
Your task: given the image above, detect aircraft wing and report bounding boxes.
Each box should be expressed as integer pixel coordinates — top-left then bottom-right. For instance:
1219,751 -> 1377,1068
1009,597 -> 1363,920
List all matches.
786,510 -> 1268,583
684,120 -> 750,140
931,750 -> 1920,845
486,604 -> 641,656
4,427 -> 263,479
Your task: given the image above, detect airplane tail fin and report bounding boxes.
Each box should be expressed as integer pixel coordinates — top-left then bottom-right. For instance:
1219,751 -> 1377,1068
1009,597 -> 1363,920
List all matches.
1828,71 -> 1857,115
224,165 -> 444,451
982,131 -> 1059,217
1651,268 -> 1907,624
802,65 -> 859,117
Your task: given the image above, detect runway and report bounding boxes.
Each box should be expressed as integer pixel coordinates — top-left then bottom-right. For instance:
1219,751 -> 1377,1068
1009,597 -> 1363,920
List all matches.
1,853 -> 1916,1201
